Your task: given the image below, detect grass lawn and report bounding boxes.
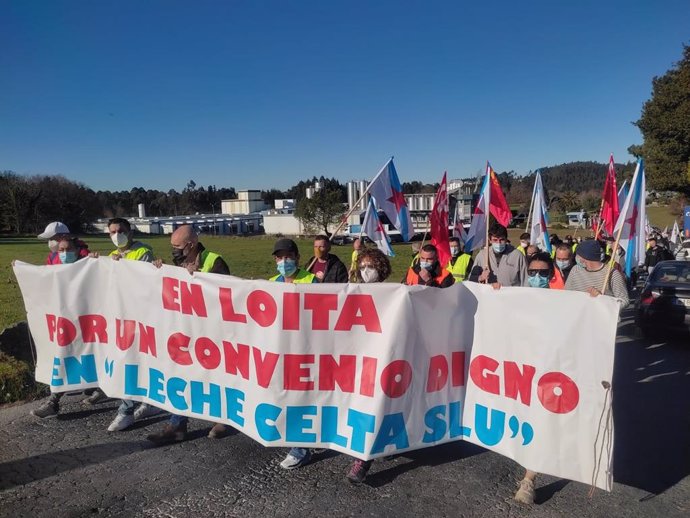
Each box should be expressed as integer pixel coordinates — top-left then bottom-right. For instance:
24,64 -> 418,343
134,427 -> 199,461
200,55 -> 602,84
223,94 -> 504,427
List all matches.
646,205 -> 680,229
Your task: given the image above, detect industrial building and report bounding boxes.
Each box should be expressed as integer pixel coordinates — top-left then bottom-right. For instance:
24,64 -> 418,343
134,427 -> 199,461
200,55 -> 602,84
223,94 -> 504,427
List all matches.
91,190 -> 266,236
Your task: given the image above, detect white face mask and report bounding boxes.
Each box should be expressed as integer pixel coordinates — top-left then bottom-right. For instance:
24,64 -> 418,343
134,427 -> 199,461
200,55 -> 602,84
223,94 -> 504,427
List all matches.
360,266 -> 379,283
48,240 -> 59,253
111,232 -> 129,249
520,241 -> 529,248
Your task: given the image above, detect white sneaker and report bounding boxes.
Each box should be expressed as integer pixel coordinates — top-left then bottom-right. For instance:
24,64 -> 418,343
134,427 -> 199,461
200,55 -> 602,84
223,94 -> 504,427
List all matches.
514,478 -> 535,504
133,404 -> 163,420
108,413 -> 135,432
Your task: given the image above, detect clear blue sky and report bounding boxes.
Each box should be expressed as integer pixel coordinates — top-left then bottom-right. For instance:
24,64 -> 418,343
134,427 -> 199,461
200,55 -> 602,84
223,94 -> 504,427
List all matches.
1,0 -> 688,192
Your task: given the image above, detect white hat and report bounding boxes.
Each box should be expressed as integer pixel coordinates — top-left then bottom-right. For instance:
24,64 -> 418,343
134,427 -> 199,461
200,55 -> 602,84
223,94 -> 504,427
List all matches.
38,221 -> 70,239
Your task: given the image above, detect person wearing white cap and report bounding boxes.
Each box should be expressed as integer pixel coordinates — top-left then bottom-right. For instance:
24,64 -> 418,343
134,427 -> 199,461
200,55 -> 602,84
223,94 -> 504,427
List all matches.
38,221 -> 90,265
30,235 -> 102,418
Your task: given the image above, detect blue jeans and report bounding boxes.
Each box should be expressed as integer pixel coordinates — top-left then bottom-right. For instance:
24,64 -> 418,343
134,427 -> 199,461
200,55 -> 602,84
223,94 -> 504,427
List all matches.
169,414 -> 188,427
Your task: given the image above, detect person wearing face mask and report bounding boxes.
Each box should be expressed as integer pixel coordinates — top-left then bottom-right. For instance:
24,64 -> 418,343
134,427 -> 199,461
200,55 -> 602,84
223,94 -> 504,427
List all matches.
403,244 -> 454,287
446,237 -> 473,282
166,224 -> 229,275
513,252 -> 554,503
30,236 -> 93,418
564,239 -> 629,307
146,225 -> 231,445
551,244 -> 575,289
38,221 -> 90,264
305,235 -> 349,283
93,218 -> 156,432
344,247 -> 392,483
100,217 -> 154,263
517,233 -> 530,256
469,224 -> 527,287
269,239 -> 318,470
525,251 -> 557,289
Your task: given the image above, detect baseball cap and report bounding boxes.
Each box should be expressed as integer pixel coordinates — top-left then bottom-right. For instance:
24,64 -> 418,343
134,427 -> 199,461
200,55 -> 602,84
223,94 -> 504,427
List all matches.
38,222 -> 70,239
272,238 -> 298,256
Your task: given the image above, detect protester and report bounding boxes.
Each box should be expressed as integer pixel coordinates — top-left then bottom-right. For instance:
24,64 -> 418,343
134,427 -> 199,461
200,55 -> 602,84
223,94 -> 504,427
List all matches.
511,252 -> 560,503
564,239 -> 629,307
38,221 -> 89,264
644,236 -> 673,273
146,225 -> 232,445
517,233 -> 530,255
525,251 -> 559,290
348,238 -> 363,281
346,247 -> 392,483
469,223 -> 527,286
552,244 -> 575,287
270,239 -> 318,469
94,218 -> 157,431
403,244 -> 454,287
446,237 -> 473,282
30,235 -> 95,418
525,244 -> 539,261
306,235 -> 348,283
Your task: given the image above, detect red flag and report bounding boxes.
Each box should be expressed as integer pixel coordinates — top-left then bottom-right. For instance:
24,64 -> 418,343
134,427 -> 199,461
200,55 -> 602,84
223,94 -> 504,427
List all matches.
487,164 -> 512,227
430,172 -> 451,268
599,154 -> 620,235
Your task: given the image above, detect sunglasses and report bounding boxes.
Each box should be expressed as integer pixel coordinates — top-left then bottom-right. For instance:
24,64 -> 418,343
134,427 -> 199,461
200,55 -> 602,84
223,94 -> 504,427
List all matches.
527,268 -> 550,277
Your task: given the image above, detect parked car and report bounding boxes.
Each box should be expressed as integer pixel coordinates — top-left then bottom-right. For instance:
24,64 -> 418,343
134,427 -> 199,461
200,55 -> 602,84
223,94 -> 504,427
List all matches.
636,261 -> 690,337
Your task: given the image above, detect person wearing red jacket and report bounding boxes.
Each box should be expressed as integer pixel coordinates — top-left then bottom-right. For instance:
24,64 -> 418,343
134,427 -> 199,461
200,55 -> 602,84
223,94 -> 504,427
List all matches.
39,221 -> 90,264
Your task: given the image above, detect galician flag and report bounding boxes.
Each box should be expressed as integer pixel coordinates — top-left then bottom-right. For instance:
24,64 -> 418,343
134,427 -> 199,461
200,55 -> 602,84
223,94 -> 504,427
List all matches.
613,159 -> 647,277
464,169 -> 491,252
528,171 -> 551,254
367,158 -> 414,241
617,180 -> 629,212
362,198 -> 395,256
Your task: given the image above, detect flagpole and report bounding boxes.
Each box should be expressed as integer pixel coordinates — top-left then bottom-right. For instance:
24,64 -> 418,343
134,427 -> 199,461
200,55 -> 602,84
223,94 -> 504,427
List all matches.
484,162 -> 492,281
600,221 -> 626,293
525,172 -> 538,232
593,196 -> 606,240
327,157 -> 394,241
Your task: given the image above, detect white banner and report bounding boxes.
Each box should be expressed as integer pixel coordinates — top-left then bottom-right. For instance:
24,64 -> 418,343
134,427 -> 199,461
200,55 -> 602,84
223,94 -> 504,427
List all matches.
13,258 -> 618,490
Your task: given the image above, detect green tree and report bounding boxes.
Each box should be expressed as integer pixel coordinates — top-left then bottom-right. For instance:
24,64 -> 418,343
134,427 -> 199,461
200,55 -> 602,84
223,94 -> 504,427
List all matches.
556,191 -> 580,212
294,189 -> 345,235
629,45 -> 690,191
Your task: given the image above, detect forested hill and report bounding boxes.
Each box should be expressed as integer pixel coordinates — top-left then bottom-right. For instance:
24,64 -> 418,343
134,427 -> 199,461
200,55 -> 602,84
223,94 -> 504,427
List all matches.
537,161 -> 637,193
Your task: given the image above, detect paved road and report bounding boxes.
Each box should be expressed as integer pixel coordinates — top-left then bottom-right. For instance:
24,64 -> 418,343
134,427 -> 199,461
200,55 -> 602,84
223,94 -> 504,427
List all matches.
1,307 -> 689,518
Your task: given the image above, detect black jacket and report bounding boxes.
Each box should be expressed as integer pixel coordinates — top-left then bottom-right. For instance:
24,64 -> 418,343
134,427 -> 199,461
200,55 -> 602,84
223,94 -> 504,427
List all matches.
644,246 -> 673,269
306,253 -> 349,283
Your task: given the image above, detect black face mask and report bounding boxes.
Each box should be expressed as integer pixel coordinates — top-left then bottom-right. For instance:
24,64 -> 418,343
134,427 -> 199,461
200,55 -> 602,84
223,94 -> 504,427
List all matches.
171,248 -> 186,265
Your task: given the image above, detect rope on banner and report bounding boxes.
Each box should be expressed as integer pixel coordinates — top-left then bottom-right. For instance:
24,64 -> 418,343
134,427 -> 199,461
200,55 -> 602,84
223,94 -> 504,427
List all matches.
589,380 -> 613,498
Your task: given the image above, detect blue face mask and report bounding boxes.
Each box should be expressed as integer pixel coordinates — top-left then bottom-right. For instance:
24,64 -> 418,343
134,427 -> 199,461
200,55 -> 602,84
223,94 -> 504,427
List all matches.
527,274 -> 550,288
277,258 -> 297,277
59,251 -> 77,264
556,259 -> 571,270
419,260 -> 433,270
492,243 -> 506,254
575,256 -> 587,269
